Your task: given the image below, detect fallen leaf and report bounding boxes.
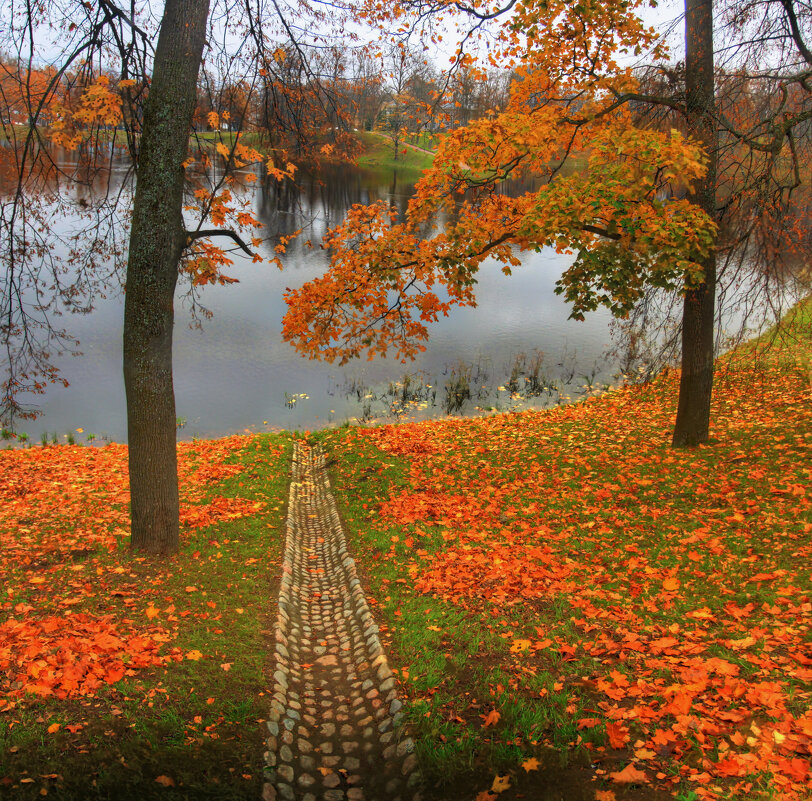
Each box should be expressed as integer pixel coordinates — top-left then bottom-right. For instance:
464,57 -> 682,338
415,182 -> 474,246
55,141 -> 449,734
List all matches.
606,721 -> 629,749
491,774 -> 511,793
46,723 -> 60,734
185,650 -> 203,661
521,757 -> 540,772
609,764 -> 647,784
482,709 -> 500,727
155,775 -> 175,787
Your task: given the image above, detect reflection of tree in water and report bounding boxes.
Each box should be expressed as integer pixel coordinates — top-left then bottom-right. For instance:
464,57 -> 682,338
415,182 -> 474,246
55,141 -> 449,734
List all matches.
254,163 -> 423,253
328,345 -> 615,424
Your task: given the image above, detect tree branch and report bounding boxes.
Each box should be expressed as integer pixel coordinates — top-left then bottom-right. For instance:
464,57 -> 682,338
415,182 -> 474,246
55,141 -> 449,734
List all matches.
186,229 -> 256,256
779,0 -> 812,66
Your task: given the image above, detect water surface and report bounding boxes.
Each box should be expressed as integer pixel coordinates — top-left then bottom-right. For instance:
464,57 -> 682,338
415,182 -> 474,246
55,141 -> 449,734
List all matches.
6,160 -> 618,443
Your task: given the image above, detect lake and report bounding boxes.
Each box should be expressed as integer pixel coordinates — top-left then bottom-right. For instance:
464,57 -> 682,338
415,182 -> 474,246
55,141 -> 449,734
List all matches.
4,156 -> 619,444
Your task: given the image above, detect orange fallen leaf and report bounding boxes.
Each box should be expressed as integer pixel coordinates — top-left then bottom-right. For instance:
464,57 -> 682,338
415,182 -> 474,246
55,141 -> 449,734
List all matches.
482,709 -> 500,727
595,791 -> 617,801
606,721 -> 629,749
185,650 -> 203,661
521,757 -> 540,772
609,763 -> 647,784
145,605 -> 160,619
220,663 -> 232,672
46,723 -> 60,734
491,775 -> 511,793
662,577 -> 680,591
155,775 -> 175,787
509,638 -> 531,653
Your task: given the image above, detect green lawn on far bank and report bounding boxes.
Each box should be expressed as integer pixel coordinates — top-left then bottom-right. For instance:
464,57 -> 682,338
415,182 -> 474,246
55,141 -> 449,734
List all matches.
354,129 -> 436,172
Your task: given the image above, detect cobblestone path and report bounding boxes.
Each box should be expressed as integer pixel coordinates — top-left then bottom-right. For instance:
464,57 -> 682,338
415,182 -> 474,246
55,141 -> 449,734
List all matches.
264,441 -> 422,801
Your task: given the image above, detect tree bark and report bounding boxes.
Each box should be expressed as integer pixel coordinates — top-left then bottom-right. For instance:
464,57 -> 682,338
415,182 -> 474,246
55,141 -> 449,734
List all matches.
123,0 -> 210,553
673,0 -> 717,447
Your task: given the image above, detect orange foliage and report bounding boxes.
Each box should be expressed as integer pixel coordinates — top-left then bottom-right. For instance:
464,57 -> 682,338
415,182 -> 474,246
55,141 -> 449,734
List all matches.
0,435 -> 261,706
357,362 -> 812,799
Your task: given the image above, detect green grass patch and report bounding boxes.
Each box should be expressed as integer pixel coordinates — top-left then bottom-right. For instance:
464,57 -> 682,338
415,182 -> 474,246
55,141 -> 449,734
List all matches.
0,433 -> 293,800
354,130 -> 435,172
318,300 -> 812,801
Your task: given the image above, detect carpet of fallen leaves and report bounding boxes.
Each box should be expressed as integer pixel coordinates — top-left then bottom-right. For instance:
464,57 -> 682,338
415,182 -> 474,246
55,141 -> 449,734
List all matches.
0,435 -> 266,709
331,350 -> 811,800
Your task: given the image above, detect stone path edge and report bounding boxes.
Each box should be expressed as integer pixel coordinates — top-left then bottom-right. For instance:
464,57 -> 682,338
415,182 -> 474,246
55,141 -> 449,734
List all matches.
263,441 -> 422,801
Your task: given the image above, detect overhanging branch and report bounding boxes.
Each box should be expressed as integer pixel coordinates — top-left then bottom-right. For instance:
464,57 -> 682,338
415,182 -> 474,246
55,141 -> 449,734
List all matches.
186,229 -> 256,257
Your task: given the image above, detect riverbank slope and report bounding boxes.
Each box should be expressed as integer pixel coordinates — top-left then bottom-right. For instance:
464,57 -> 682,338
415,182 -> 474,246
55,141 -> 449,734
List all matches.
0,300 -> 809,801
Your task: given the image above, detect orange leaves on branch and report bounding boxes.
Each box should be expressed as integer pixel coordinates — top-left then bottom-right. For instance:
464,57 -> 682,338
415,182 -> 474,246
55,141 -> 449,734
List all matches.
49,75 -> 128,149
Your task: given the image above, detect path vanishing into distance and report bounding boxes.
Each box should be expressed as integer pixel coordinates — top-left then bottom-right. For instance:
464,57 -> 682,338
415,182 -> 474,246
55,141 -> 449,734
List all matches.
263,442 -> 422,801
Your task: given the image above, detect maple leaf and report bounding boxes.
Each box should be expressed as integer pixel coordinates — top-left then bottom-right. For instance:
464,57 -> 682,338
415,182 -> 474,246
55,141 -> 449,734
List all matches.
521,757 -> 540,772
609,764 -> 647,784
475,794 -> 497,801
595,791 -> 617,801
509,638 -> 532,653
491,775 -> 511,793
606,721 -> 630,749
47,722 -> 60,734
155,775 -> 175,787
482,709 -> 500,727
185,650 -> 204,661
145,605 -> 160,620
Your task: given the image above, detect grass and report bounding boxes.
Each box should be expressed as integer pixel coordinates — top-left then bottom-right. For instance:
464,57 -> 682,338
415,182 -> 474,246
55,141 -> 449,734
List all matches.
0,433 -> 293,799
354,130 -> 435,172
404,132 -> 441,152
316,299 -> 812,801
2,302 -> 810,800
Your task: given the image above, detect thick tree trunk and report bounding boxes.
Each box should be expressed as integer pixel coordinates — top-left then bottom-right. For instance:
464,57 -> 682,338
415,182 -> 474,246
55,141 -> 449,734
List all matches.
673,0 -> 717,447
124,0 -> 210,553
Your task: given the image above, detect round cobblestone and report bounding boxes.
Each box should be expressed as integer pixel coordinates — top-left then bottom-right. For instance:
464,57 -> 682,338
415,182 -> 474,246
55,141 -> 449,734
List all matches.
263,443 -> 422,800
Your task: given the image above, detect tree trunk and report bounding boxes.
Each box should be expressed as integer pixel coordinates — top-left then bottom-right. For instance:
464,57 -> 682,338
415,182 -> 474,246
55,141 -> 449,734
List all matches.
124,0 -> 210,553
673,0 -> 717,447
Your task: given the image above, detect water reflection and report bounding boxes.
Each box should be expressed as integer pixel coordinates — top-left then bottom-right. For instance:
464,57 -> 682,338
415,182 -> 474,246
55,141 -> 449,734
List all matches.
3,155 -> 617,444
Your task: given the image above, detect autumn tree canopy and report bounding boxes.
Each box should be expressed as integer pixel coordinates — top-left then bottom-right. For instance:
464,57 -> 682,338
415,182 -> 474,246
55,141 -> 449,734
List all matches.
282,0 -> 812,445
